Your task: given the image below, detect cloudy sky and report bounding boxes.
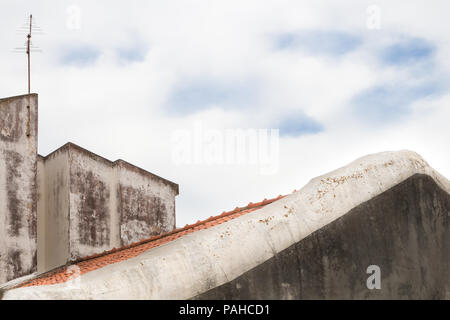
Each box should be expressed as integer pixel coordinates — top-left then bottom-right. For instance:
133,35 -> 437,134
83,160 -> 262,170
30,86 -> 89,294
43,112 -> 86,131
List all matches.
1,1 -> 449,226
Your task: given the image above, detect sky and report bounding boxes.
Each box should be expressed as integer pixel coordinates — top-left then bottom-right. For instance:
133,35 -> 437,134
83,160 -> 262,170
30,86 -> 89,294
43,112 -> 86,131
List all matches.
1,0 -> 449,227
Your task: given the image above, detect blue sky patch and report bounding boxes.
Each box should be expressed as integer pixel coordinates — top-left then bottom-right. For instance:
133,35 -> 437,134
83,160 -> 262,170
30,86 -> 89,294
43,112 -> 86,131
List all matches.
60,45 -> 100,67
380,37 -> 435,65
351,81 -> 442,123
166,78 -> 259,115
275,30 -> 362,56
116,43 -> 148,64
277,111 -> 324,137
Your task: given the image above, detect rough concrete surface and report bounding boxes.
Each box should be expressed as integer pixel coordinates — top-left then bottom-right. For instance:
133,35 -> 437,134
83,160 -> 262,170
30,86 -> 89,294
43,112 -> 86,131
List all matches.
116,159 -> 177,246
3,150 -> 449,299
36,142 -> 178,273
0,93 -> 178,286
196,174 -> 449,299
0,94 -> 38,285
37,150 -> 70,272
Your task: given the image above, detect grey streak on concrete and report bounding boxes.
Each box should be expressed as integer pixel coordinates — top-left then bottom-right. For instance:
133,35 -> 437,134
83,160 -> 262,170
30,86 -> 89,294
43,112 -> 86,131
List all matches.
0,94 -> 38,284
195,174 -> 449,299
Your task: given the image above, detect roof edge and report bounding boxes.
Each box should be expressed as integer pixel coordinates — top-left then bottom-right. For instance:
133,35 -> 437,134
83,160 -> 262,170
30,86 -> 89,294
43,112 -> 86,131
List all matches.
39,142 -> 179,192
0,93 -> 38,103
5,150 -> 448,299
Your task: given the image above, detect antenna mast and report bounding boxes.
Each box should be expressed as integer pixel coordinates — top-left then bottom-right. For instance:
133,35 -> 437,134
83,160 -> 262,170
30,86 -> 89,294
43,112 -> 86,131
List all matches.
13,14 -> 43,136
13,14 -> 43,95
27,14 -> 32,94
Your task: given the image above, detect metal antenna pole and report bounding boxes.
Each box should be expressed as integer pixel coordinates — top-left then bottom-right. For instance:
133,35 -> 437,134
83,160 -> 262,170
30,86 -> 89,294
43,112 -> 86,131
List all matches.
13,14 -> 43,95
27,14 -> 32,94
12,14 -> 44,134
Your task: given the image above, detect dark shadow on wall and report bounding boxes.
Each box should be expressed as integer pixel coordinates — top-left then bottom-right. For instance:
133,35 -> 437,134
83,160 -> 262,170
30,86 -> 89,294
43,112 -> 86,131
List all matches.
195,174 -> 449,300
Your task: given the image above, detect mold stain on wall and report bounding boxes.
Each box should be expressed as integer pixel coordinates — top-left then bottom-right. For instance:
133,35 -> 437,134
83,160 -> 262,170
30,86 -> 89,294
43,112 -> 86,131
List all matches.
4,150 -> 23,237
119,185 -> 168,245
0,101 -> 21,142
0,95 -> 38,284
71,170 -> 110,247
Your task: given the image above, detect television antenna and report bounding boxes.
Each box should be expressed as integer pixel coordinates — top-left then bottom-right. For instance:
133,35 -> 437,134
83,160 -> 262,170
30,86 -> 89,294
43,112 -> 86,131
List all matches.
13,14 -> 44,94
13,14 -> 44,136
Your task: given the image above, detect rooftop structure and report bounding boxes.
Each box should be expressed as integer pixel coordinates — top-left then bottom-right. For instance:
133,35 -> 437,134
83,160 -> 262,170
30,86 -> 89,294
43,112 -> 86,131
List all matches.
0,94 -> 178,284
2,148 -> 449,299
0,94 -> 448,300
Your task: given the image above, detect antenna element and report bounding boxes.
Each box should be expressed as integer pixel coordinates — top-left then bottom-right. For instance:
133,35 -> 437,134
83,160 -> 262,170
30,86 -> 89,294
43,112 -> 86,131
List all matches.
13,14 -> 43,95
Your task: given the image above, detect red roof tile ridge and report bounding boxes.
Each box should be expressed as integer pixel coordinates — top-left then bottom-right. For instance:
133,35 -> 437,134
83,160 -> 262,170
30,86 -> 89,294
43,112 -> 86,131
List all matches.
72,194 -> 285,264
16,193 -> 286,288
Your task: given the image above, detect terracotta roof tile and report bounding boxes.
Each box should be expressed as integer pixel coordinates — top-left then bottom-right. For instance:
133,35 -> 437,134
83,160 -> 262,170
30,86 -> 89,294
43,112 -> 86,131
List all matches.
17,194 -> 285,288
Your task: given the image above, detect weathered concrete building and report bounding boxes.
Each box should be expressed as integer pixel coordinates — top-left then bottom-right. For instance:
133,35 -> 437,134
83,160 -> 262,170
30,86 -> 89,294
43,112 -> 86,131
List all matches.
1,94 -> 449,300
2,150 -> 449,299
37,143 -> 178,273
0,94 -> 38,285
0,94 -> 178,284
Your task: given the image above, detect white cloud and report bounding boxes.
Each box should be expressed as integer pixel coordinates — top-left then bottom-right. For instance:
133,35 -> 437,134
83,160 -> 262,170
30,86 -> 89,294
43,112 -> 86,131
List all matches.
1,1 -> 449,227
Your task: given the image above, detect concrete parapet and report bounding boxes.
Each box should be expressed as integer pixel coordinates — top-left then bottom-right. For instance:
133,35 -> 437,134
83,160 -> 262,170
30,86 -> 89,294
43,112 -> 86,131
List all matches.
0,94 -> 38,284
37,142 -> 178,273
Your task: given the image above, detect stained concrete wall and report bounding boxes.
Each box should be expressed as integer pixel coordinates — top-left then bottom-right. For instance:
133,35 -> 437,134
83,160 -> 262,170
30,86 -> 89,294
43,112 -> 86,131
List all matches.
37,142 -> 178,273
5,150 -> 448,299
68,144 -> 115,260
0,94 -> 38,284
196,174 -> 449,299
116,160 -> 177,246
